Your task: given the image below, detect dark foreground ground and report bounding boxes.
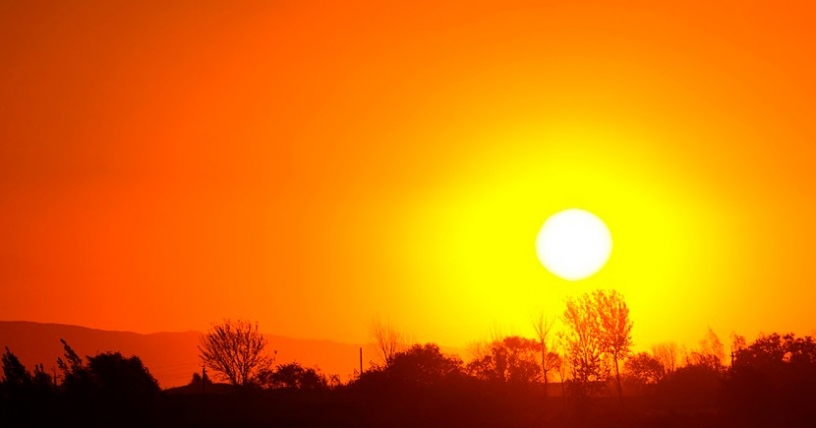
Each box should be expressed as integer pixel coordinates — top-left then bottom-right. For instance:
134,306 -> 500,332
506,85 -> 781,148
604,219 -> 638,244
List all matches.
3,381 -> 813,428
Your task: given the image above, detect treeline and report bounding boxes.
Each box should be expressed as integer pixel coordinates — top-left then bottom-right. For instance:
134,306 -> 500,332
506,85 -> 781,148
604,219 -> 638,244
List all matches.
1,339 -> 159,427
2,290 -> 816,427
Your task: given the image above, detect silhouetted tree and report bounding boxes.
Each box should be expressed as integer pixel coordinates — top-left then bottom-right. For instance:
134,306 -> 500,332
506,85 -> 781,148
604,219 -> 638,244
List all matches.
2,347 -> 31,392
57,338 -> 96,397
730,332 -> 747,359
554,332 -> 571,397
651,342 -> 680,374
687,327 -> 725,370
326,373 -> 343,389
563,293 -> 605,397
31,364 -> 53,392
87,352 -> 160,402
625,352 -> 665,387
465,336 -> 541,384
504,336 -> 543,383
360,343 -> 463,390
189,371 -> 212,386
726,332 -> 816,424
595,289 -> 633,399
533,313 -> 561,395
198,319 -> 274,387
263,362 -> 327,390
53,340 -> 160,426
465,350 -> 497,381
369,315 -> 407,366
1,348 -> 56,426
657,362 -> 722,412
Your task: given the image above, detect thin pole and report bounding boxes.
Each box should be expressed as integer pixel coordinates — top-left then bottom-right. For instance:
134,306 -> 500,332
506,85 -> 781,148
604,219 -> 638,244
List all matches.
359,347 -> 363,377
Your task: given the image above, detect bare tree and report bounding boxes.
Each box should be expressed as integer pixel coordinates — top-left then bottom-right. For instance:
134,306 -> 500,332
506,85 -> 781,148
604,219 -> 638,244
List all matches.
532,312 -> 560,395
369,315 -> 406,366
687,327 -> 725,369
198,319 -> 274,387
594,290 -> 633,399
651,342 -> 680,373
700,327 -> 725,363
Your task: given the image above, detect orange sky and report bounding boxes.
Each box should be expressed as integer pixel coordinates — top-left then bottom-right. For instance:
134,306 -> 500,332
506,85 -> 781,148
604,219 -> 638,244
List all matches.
2,0 -> 815,355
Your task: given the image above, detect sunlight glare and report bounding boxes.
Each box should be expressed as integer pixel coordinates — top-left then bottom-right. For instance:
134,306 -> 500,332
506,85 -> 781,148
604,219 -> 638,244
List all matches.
536,208 -> 612,281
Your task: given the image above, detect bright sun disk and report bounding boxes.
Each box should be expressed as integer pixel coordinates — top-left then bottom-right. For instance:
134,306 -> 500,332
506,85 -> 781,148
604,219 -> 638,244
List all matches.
535,208 -> 612,281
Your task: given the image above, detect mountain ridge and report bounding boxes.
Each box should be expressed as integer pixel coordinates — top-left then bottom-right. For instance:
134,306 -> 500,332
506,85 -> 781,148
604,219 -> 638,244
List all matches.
0,320 -> 378,388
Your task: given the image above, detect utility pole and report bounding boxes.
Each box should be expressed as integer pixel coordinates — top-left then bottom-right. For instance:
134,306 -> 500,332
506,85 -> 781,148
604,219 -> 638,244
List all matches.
359,347 -> 363,378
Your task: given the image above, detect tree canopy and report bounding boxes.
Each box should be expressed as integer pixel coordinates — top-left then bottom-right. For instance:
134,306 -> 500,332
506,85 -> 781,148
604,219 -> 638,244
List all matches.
198,319 -> 274,387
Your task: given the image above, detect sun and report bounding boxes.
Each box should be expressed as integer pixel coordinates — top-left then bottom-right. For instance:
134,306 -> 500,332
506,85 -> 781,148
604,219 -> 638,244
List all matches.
535,208 -> 612,281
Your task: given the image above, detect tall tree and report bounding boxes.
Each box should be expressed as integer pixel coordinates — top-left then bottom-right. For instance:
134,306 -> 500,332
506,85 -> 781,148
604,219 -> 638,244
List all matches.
198,319 -> 274,387
2,347 -> 31,389
1,347 -> 35,400
562,293 -> 604,396
594,290 -> 633,399
533,313 -> 560,394
57,339 -> 96,397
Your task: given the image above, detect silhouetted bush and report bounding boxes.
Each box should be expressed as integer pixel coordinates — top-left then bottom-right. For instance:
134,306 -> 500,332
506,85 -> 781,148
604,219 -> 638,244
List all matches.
656,363 -> 723,413
262,361 -> 328,390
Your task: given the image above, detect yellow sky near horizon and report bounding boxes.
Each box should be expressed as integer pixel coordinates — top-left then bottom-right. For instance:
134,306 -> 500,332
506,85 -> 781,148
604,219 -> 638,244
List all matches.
1,0 -> 816,356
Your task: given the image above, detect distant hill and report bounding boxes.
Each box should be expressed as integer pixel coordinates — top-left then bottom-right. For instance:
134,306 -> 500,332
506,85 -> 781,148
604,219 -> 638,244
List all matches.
0,321 -> 387,389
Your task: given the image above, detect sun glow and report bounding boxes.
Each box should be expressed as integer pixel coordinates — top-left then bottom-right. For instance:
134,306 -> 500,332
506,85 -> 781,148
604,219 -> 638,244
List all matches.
536,209 -> 612,281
